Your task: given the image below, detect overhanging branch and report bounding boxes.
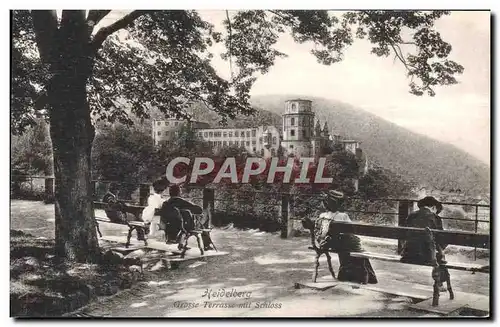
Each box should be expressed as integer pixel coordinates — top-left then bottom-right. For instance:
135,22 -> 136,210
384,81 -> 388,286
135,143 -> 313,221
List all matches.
87,10 -> 111,36
90,10 -> 149,51
87,10 -> 111,26
31,10 -> 58,64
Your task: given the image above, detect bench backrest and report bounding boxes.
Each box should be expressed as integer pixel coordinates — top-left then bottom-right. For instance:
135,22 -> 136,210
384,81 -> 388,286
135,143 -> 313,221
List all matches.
327,221 -> 490,249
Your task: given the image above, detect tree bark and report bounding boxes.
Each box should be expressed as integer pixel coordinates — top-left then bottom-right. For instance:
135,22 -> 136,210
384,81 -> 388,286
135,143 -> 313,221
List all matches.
48,72 -> 100,262
47,68 -> 100,261
44,11 -> 101,262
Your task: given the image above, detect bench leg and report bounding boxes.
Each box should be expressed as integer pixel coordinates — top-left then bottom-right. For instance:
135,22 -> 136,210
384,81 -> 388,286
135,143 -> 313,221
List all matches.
312,252 -> 321,283
325,252 -> 336,280
210,240 -> 218,252
142,228 -> 148,247
432,281 -> 440,306
444,267 -> 454,300
179,233 -> 189,258
96,222 -> 102,238
432,266 -> 440,306
195,233 -> 204,256
126,227 -> 134,248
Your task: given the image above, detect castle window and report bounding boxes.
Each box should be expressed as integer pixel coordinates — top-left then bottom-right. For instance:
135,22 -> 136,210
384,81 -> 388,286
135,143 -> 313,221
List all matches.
223,141 -> 227,146
241,131 -> 245,137
253,147 -> 256,152
204,132 -> 208,137
291,117 -> 295,126
229,141 -> 233,145
271,148 -> 276,156
252,140 -> 256,145
246,141 -> 250,146
260,149 -> 264,156
290,145 -> 294,149
291,103 -> 296,111
175,122 -> 179,126
259,137 -> 263,144
157,121 -> 161,126
303,130 -> 307,138
229,132 -> 233,137
246,131 -> 250,137
223,132 -> 227,138
157,131 -> 161,136
252,130 -> 256,137
290,129 -> 295,137
209,132 -> 213,137
272,137 -> 277,145
165,121 -> 169,126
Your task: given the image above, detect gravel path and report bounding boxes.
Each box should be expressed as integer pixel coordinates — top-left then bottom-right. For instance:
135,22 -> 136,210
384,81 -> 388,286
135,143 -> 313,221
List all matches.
11,200 -> 489,317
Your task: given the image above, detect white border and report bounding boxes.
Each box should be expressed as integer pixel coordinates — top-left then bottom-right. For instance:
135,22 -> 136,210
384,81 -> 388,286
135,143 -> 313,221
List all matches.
2,1 -> 497,326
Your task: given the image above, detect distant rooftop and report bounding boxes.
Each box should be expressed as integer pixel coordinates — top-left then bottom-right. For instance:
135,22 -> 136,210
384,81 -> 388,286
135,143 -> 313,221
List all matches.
285,99 -> 312,102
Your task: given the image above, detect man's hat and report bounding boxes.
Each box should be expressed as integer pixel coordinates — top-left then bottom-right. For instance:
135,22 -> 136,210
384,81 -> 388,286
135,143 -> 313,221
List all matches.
417,196 -> 441,209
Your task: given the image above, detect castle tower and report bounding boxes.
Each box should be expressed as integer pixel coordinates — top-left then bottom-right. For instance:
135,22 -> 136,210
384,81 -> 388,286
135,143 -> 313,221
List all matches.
281,99 -> 315,157
314,119 -> 322,137
322,122 -> 330,138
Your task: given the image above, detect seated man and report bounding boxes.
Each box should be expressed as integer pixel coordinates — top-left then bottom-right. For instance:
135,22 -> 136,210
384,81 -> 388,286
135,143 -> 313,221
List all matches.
159,184 -> 202,242
159,185 -> 214,250
103,183 -> 147,241
400,196 -> 445,266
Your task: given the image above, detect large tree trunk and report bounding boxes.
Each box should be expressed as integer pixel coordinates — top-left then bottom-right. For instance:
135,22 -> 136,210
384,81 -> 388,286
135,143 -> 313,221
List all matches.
44,11 -> 101,262
48,73 -> 100,262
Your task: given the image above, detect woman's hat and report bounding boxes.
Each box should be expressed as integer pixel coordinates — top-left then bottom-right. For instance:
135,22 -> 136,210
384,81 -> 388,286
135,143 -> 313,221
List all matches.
417,196 -> 441,209
322,190 -> 344,200
321,190 -> 344,211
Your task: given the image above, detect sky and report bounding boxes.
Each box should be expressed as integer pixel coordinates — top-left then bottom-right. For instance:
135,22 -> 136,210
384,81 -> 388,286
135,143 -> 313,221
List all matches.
98,10 -> 491,164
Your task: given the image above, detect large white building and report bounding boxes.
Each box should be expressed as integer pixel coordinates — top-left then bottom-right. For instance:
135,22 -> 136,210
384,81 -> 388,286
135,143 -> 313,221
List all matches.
152,99 -> 365,161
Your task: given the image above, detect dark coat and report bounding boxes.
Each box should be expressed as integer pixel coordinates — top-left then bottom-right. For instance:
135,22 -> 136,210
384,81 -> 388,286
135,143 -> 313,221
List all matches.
159,197 -> 203,240
102,192 -> 127,223
400,207 -> 441,264
163,197 -> 203,215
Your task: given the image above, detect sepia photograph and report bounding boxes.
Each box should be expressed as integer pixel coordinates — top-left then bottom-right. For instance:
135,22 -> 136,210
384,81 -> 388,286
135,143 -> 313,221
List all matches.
9,7 -> 491,318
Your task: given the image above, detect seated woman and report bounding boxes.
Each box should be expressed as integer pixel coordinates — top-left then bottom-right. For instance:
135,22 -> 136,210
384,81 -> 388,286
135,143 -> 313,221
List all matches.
319,190 -> 378,284
141,179 -> 168,238
103,182 -> 149,241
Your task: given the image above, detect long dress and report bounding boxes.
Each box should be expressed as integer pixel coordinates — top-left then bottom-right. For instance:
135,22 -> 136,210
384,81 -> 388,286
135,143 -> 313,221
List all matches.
317,211 -> 378,284
141,193 -> 165,237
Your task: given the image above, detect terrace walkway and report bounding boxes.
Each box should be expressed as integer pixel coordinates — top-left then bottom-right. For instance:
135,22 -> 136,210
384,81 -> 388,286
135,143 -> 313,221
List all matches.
11,200 -> 489,317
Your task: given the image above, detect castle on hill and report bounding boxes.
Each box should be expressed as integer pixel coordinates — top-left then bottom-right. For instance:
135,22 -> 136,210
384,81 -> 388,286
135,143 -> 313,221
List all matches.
152,99 -> 367,176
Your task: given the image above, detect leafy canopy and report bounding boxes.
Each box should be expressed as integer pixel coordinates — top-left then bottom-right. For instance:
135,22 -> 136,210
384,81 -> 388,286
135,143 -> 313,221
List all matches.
12,10 -> 463,134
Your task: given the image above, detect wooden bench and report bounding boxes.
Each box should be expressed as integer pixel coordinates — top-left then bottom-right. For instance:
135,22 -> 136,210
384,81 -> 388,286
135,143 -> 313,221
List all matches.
94,201 -> 151,248
93,201 -> 216,252
305,221 -> 490,307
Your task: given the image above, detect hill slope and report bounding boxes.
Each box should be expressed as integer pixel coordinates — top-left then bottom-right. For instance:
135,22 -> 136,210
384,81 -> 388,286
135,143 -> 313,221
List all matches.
250,95 -> 490,194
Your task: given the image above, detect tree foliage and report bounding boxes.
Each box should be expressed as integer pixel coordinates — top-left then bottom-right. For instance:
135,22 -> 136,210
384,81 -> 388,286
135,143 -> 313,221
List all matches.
10,9 -> 463,261
11,119 -> 53,174
12,10 -> 463,133
91,125 -> 155,190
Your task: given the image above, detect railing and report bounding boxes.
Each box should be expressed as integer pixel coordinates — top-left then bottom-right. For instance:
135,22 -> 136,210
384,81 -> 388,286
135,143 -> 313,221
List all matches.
12,176 -> 490,259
